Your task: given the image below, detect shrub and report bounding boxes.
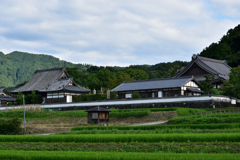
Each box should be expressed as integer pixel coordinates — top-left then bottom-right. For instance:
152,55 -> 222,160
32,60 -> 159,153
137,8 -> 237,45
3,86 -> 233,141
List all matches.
132,93 -> 141,99
0,118 -> 22,135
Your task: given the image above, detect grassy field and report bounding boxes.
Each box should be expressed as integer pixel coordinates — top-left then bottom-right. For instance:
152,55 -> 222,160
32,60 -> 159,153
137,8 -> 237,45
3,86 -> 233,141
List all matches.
0,107 -> 240,159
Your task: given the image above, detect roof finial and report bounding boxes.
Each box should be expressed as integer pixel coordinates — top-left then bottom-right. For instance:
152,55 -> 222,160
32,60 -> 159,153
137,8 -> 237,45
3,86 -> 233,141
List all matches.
192,54 -> 197,59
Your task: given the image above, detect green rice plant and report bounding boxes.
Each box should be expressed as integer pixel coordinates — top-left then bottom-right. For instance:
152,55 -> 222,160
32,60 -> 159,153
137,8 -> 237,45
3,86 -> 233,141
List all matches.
0,110 -> 88,120
0,141 -> 239,153
0,133 -> 239,143
168,113 -> 240,124
61,128 -> 240,135
71,123 -> 240,131
0,150 -> 239,160
110,110 -> 150,117
176,108 -> 206,117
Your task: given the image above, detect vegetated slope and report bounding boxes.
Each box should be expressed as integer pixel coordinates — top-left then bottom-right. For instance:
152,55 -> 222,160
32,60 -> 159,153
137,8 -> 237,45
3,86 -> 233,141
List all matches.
0,51 -> 189,89
0,51 -> 91,88
199,24 -> 240,68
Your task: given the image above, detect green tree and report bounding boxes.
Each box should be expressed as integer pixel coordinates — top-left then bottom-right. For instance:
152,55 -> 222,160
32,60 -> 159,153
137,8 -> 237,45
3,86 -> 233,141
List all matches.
124,68 -> 149,80
16,92 -> 23,105
107,71 -> 135,89
221,66 -> 240,98
200,75 -> 215,94
96,69 -> 111,87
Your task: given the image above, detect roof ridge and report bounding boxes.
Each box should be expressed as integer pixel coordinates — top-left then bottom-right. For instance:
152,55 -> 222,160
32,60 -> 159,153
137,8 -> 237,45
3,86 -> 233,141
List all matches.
34,67 -> 65,73
123,76 -> 193,83
197,55 -> 226,64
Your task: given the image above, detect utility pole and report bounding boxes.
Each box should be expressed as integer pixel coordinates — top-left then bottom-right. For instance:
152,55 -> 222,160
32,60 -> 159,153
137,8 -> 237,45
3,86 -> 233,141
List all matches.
23,94 -> 26,134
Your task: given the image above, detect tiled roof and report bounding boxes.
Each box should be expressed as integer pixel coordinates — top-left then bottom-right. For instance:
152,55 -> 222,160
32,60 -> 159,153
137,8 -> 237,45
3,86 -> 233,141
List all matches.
112,76 -> 196,92
0,94 -> 16,101
0,87 -> 5,92
38,78 -> 90,92
174,55 -> 231,81
11,68 -> 90,93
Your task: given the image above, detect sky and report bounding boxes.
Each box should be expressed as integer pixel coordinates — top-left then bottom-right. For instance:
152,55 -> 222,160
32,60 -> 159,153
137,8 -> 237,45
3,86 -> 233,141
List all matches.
0,0 -> 240,67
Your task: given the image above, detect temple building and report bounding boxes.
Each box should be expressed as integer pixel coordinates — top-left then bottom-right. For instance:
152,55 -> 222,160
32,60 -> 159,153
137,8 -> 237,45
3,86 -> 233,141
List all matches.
112,76 -> 203,99
174,54 -> 231,88
0,87 -> 16,106
11,68 -> 90,104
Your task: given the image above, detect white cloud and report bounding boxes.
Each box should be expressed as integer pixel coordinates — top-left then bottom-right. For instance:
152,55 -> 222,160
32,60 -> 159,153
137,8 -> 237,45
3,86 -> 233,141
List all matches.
0,0 -> 239,66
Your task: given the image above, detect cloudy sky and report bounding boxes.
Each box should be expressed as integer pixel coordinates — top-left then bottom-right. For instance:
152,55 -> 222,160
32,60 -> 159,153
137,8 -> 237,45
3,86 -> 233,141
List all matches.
0,0 -> 239,66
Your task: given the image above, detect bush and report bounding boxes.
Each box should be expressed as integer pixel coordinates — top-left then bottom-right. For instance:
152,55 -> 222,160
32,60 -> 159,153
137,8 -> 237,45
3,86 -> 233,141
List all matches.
7,102 -> 13,106
132,93 -> 141,99
0,118 -> 22,135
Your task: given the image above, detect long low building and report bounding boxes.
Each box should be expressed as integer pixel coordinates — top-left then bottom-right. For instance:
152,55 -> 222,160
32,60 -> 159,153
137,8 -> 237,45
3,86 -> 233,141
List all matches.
111,76 -> 204,99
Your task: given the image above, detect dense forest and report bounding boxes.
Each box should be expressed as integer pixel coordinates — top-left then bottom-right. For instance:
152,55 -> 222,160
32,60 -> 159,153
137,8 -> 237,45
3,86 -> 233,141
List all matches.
0,51 -> 91,88
66,60 -> 188,91
199,24 -> 240,67
1,24 -> 240,91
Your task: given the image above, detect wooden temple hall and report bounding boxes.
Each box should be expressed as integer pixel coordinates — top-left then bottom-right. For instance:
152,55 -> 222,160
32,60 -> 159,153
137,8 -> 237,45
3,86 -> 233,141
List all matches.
174,54 -> 231,89
11,68 -> 90,104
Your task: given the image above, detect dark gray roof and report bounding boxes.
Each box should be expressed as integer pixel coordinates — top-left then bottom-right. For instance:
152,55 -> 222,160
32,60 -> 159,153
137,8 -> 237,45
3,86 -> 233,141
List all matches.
186,87 -> 204,93
11,68 -> 90,93
0,87 -> 5,92
0,87 -> 15,101
174,55 -> 231,81
38,78 -> 90,93
86,106 -> 112,112
65,85 -> 90,92
112,76 -> 197,92
0,94 -> 16,101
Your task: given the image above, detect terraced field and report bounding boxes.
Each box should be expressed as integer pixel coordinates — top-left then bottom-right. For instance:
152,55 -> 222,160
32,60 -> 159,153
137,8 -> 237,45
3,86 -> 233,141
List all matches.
0,107 -> 239,159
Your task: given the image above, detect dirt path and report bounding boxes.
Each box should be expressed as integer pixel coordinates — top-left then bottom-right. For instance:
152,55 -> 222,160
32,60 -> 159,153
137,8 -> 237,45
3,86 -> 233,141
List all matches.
128,120 -> 168,126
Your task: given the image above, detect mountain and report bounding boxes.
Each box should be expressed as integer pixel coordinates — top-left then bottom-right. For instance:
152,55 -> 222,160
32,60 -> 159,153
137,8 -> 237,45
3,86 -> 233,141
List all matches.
0,51 -> 91,88
1,24 -> 239,89
199,24 -> 240,67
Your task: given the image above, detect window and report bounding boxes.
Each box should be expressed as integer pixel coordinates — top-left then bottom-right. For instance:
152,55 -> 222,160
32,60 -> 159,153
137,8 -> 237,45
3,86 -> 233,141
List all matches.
125,94 -> 132,98
99,113 -> 106,119
158,91 -> 162,98
92,113 -> 98,119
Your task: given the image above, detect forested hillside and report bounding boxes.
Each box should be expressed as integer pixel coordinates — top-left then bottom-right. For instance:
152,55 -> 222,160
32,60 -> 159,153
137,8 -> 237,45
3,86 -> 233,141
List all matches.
0,51 -> 91,88
65,61 -> 188,91
1,24 -> 239,90
200,24 -> 240,67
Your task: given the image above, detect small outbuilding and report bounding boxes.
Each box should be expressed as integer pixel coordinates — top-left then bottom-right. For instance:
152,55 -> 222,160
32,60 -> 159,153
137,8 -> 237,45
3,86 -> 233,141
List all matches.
86,106 -> 111,125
